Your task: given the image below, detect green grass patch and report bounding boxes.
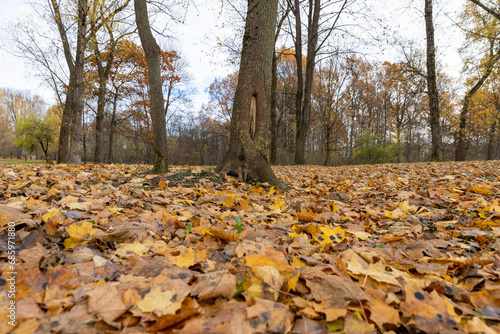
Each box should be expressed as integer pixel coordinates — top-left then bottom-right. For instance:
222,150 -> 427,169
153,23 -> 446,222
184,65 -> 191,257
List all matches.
0,159 -> 46,164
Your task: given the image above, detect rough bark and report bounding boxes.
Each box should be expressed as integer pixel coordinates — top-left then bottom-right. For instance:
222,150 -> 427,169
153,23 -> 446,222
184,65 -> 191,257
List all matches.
486,116 -> 497,160
292,0 -> 304,164
108,91 -> 119,163
216,0 -> 281,187
270,52 -> 278,165
91,35 -> 114,163
67,0 -> 87,164
51,0 -> 87,164
134,0 -> 169,173
51,0 -> 74,163
424,0 -> 442,161
269,4 -> 290,165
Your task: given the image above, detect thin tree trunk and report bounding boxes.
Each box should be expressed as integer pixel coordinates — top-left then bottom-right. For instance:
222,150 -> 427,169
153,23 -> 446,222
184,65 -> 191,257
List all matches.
134,0 -> 168,173
51,0 -> 76,163
269,4 -> 290,165
292,0 -> 304,164
108,91 -> 119,163
216,0 -> 281,187
455,49 -> 500,161
67,0 -> 87,163
425,0 -> 442,161
57,82 -> 73,163
486,118 -> 497,160
294,0 -> 321,164
92,40 -> 114,163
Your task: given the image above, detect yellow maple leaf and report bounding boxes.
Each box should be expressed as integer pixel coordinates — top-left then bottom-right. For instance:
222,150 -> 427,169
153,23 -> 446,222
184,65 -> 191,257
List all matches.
316,226 -> 346,246
115,241 -> 149,258
137,285 -> 187,317
167,248 -> 207,268
223,194 -> 237,208
399,200 -> 418,213
236,199 -> 253,211
269,198 -> 287,211
64,222 -> 98,249
469,185 -> 493,196
294,208 -> 318,221
244,254 -> 299,291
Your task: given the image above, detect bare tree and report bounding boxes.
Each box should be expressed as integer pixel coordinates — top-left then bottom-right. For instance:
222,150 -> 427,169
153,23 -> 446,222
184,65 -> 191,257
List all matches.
288,0 -> 351,164
456,0 -> 500,161
425,0 -> 442,161
50,0 -> 88,163
134,0 -> 169,172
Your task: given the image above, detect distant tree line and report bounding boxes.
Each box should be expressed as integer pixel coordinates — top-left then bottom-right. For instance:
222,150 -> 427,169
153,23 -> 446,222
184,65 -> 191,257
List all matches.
2,0 -> 500,171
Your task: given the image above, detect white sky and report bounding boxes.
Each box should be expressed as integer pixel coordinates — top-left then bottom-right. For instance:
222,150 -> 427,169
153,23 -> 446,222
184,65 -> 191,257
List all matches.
0,0 -> 467,112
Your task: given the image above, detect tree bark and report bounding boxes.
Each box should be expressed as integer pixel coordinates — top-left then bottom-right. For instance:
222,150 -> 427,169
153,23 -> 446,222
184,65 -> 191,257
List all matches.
108,90 -> 119,163
269,4 -> 290,165
293,0 -> 322,164
216,0 -> 281,187
134,0 -> 169,173
292,0 -> 304,164
270,52 -> 278,165
424,0 -> 442,161
67,0 -> 87,164
51,0 -> 77,163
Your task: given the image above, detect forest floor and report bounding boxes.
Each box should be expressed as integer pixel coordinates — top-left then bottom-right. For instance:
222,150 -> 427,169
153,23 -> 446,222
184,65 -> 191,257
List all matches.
0,161 -> 499,333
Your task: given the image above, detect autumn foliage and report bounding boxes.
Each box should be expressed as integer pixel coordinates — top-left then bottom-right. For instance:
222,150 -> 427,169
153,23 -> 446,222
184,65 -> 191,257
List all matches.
0,161 -> 499,333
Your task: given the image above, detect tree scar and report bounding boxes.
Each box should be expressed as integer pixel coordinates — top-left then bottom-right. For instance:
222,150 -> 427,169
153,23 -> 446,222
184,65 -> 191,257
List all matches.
250,95 -> 257,139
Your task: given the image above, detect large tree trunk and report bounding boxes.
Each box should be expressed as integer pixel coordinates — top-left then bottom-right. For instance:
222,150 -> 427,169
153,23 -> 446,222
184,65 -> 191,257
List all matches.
134,0 -> 168,173
270,52 -> 278,165
216,0 -> 281,187
424,0 -> 442,161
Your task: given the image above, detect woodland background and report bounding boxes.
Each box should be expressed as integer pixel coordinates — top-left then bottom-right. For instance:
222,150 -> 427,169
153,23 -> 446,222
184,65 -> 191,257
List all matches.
0,0 -> 499,166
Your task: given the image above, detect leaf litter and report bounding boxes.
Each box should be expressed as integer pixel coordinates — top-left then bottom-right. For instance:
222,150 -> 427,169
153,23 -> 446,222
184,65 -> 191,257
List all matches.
0,161 -> 499,333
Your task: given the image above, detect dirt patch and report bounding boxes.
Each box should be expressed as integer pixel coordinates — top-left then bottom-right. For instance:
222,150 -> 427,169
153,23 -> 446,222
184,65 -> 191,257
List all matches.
163,168 -> 225,188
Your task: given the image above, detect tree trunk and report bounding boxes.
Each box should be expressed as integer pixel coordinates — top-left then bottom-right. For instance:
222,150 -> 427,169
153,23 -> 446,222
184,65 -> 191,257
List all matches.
216,0 -> 281,187
486,117 -> 497,160
270,52 -> 278,165
57,81 -> 73,163
323,126 -> 332,166
108,91 -> 119,163
92,38 -> 114,163
51,0 -> 82,163
269,4 -> 289,165
292,0 -> 304,164
294,0 -> 320,164
67,0 -> 87,164
424,0 -> 442,161
455,49 -> 500,161
134,0 -> 169,173
94,77 -> 106,163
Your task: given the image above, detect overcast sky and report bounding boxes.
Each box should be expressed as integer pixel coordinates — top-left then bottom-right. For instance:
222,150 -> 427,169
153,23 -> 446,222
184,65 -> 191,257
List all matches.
0,0 -> 466,112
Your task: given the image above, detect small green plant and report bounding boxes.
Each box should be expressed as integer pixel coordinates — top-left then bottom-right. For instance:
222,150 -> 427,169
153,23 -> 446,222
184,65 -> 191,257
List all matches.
185,222 -> 193,237
233,275 -> 247,298
235,216 -> 243,233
